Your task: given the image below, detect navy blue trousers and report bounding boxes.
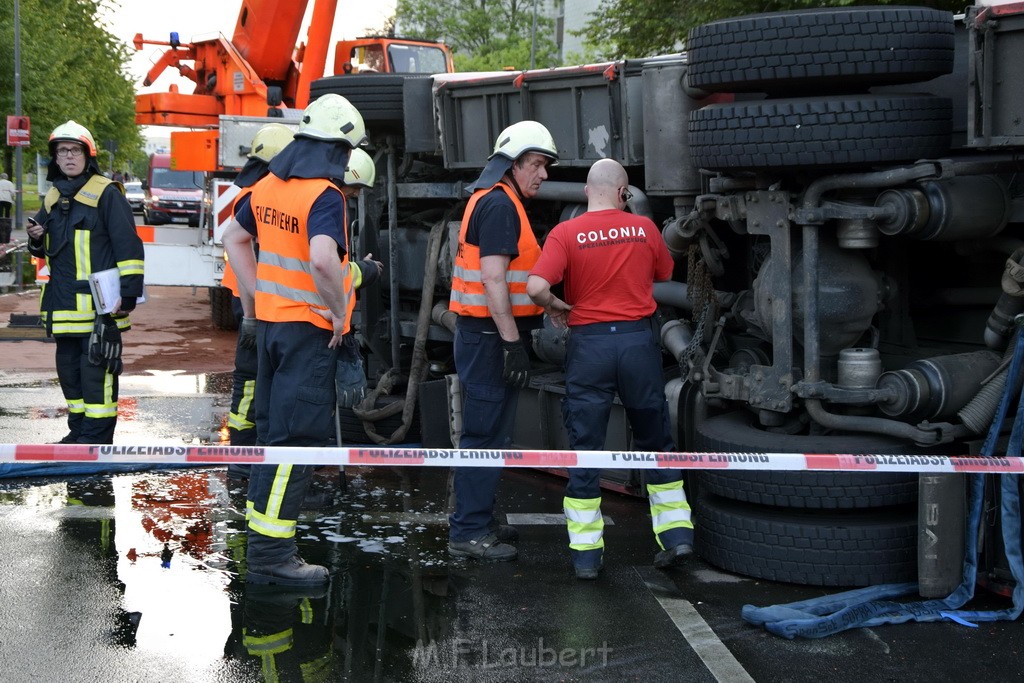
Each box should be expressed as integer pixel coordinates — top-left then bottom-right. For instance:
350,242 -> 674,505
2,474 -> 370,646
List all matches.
449,325 -> 521,542
563,320 -> 689,553
247,320 -> 338,565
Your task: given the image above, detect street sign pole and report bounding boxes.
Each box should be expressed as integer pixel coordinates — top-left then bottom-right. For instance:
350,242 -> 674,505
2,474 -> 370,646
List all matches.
13,0 -> 24,288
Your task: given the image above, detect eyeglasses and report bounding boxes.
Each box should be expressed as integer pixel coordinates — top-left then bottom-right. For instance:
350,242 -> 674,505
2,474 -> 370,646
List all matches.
55,147 -> 84,158
620,188 -> 633,203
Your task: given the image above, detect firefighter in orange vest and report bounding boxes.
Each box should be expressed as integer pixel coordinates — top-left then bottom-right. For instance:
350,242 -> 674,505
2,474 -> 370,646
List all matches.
447,121 -> 558,561
222,94 -> 365,586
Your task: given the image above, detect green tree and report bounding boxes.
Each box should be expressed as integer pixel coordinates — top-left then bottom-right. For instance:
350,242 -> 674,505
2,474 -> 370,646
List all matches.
582,0 -> 969,60
395,0 -> 561,71
0,0 -> 144,178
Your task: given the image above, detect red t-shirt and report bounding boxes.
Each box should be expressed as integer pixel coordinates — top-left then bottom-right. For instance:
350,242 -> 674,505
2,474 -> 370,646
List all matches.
530,208 -> 673,326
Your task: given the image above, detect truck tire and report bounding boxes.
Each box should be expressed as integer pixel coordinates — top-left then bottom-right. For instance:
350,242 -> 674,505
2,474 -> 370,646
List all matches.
688,94 -> 952,171
695,493 -> 918,586
693,410 -> 918,509
686,7 -> 955,94
209,286 -> 238,331
309,75 -> 410,129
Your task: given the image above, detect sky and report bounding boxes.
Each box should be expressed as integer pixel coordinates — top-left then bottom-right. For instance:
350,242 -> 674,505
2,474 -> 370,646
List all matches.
99,0 -> 396,135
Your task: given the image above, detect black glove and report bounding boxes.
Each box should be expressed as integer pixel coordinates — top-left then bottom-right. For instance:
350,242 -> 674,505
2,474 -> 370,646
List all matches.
239,317 -> 257,350
501,339 -> 531,389
119,296 -> 137,313
88,316 -> 123,376
336,357 -> 367,409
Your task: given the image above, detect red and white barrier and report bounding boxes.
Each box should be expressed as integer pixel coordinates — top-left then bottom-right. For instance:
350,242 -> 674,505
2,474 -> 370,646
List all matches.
1,444 -> 1021,473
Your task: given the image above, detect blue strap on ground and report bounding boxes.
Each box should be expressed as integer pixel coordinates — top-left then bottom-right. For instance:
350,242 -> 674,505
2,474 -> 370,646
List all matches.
742,330 -> 1024,638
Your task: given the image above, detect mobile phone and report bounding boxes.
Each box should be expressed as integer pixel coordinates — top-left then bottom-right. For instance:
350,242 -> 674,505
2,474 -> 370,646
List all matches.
27,217 -> 38,226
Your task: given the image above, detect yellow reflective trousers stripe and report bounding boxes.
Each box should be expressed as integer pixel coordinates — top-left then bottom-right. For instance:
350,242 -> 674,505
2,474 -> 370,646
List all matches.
647,480 -> 693,550
564,496 -> 604,551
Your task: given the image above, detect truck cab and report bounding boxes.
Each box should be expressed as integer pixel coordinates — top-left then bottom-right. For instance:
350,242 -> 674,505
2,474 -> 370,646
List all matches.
142,153 -> 204,226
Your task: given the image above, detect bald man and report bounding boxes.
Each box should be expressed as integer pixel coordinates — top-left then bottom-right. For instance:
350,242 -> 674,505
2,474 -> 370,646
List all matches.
527,159 -> 694,580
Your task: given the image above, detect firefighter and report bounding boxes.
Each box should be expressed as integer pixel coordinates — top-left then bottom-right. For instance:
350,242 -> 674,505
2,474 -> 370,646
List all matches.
447,120 -> 558,561
222,94 -> 365,586
527,158 -> 694,579
335,148 -> 382,410
26,121 -> 144,444
224,123 -> 296,479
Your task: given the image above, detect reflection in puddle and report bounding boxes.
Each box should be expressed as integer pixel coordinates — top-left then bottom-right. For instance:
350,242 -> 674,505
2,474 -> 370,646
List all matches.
0,467 -> 461,681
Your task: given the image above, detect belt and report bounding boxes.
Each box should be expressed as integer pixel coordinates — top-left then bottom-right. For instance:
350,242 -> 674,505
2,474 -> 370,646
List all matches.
571,318 -> 652,335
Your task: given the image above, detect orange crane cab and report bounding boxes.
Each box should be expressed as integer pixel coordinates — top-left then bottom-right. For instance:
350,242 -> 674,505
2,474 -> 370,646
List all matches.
133,0 -> 454,128
335,37 -> 455,75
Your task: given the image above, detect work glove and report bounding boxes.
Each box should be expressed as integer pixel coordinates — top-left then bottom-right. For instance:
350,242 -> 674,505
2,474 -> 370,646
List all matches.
118,296 -> 137,313
88,315 -> 123,376
239,317 -> 257,350
501,339 -> 531,389
336,356 -> 367,409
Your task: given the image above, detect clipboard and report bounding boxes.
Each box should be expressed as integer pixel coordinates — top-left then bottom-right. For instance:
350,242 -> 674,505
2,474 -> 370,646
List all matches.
88,267 -> 146,314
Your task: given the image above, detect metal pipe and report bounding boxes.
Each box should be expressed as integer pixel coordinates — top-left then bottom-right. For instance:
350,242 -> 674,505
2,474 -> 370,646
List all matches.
534,181 -> 654,220
803,224 -> 820,384
387,142 -> 401,371
805,398 -> 944,445
653,281 -> 737,312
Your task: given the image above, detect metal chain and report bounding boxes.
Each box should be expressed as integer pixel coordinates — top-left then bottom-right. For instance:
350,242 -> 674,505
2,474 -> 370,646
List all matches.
682,242 -> 718,376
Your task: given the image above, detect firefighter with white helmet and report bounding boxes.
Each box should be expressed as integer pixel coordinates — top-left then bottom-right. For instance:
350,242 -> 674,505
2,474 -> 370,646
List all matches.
447,120 -> 559,561
26,120 -> 144,444
222,94 -> 365,586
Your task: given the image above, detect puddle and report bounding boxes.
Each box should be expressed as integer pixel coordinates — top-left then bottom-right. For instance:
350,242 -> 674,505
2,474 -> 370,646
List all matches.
0,466 -> 462,681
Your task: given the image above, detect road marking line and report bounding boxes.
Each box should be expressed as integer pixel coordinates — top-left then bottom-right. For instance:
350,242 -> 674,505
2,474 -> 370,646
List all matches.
642,570 -> 754,683
505,512 -> 614,525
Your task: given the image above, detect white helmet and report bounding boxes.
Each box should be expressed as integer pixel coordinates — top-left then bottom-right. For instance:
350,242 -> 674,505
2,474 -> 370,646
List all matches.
249,123 -> 294,162
49,120 -> 97,157
297,94 -> 367,147
344,148 -> 376,188
489,120 -> 558,164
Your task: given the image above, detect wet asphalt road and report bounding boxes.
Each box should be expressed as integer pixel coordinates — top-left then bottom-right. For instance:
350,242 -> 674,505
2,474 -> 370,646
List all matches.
0,370 -> 1022,682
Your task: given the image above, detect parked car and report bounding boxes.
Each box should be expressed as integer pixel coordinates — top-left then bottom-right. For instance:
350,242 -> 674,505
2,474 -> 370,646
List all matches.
124,181 -> 145,214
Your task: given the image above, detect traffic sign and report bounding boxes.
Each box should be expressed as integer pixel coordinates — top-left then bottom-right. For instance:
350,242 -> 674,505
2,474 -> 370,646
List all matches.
6,116 -> 30,146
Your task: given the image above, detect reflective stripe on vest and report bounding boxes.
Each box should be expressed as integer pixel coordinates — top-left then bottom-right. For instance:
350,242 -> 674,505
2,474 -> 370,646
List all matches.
564,495 -> 604,551
250,176 -> 353,332
449,182 -> 544,318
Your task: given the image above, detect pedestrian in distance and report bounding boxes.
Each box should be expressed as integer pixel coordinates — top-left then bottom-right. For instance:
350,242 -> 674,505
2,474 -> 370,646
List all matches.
222,94 -> 366,587
447,120 -> 559,561
0,172 -> 15,221
26,121 -> 144,445
527,158 -> 695,580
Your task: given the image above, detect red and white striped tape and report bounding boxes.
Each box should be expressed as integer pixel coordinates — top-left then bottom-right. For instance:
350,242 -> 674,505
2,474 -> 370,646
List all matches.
0,444 -> 1022,473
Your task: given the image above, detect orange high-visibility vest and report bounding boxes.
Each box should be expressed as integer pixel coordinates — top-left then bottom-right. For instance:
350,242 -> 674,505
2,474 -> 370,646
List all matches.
250,175 -> 354,332
449,182 -> 544,318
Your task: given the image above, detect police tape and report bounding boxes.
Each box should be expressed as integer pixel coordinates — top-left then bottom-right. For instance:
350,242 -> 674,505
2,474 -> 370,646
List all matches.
0,443 -> 1022,473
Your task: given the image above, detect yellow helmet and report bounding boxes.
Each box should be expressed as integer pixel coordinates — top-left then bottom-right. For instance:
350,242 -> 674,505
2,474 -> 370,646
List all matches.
344,148 -> 376,188
49,120 -> 97,157
298,94 -> 367,147
249,123 -> 294,162
490,120 -> 558,164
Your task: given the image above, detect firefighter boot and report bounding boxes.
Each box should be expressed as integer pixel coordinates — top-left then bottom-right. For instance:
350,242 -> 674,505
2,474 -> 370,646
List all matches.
654,542 -> 693,569
247,555 -> 330,587
448,532 -> 518,561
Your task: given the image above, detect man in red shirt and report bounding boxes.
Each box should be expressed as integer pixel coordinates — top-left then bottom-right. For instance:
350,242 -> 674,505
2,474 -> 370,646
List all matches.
527,158 -> 694,580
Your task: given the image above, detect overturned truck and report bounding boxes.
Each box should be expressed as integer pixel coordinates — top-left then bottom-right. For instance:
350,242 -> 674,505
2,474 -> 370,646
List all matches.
315,4 -> 1024,589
